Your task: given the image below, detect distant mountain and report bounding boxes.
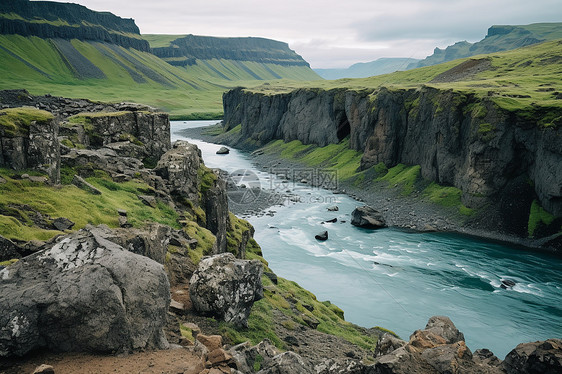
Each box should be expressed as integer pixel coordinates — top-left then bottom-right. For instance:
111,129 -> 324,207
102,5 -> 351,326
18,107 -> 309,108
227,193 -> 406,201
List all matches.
314,58 -> 419,80
144,34 -> 320,81
410,22 -> 562,69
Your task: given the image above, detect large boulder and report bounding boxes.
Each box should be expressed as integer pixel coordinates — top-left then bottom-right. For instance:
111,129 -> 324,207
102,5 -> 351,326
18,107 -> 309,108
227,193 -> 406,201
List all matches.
502,339 -> 562,374
371,316 -> 503,374
0,227 -> 170,357
189,253 -> 263,327
351,206 -> 387,229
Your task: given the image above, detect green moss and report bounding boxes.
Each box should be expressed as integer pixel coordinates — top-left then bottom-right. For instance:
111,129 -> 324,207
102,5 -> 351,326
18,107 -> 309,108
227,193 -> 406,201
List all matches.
423,182 -> 474,216
0,258 -> 19,266
198,165 -> 218,196
183,220 -> 215,264
377,164 -> 421,195
253,354 -> 265,371
0,172 -> 179,241
374,162 -> 388,176
0,107 -> 53,137
179,324 -> 195,343
528,199 -> 556,237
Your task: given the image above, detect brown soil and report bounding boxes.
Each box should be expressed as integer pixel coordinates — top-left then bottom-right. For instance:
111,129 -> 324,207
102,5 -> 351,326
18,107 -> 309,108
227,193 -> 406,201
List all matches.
430,58 -> 492,83
1,348 -> 202,374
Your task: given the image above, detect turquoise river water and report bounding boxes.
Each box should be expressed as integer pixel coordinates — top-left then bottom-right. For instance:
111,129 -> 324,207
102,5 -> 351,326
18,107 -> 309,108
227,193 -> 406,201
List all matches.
172,121 -> 562,358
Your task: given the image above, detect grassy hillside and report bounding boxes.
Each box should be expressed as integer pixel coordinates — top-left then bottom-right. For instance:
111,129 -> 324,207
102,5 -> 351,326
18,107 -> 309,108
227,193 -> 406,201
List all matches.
0,34 -> 320,118
413,22 -> 562,68
246,39 -> 562,114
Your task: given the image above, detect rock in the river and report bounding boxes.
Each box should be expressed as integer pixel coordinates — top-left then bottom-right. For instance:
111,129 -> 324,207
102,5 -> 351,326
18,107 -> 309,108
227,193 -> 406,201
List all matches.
315,231 -> 329,241
0,227 -> 170,357
350,206 -> 387,229
189,253 -> 263,327
500,279 -> 516,289
216,146 -> 230,154
502,338 -> 562,374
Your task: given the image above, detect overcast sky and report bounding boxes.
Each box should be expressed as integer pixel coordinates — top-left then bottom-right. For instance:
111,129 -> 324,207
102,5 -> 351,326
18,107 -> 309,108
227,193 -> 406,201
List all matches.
48,0 -> 562,68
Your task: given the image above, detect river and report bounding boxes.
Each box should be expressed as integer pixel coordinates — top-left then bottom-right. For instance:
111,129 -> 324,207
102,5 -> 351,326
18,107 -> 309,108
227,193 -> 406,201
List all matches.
172,120 -> 562,358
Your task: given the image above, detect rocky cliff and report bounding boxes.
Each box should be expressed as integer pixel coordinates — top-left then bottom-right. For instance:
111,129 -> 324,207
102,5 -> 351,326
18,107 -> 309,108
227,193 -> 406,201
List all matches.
222,86 -> 562,239
0,0 -> 150,51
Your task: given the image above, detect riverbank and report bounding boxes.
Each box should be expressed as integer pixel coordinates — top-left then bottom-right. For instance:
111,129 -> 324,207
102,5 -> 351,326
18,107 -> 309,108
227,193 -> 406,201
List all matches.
177,124 -> 561,255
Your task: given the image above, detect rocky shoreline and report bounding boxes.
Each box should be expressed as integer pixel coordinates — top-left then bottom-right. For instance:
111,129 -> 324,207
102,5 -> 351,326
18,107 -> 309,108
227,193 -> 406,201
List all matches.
177,125 -> 561,255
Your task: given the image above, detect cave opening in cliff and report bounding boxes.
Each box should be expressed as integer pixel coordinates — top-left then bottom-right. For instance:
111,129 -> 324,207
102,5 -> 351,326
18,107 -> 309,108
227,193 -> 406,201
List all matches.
337,115 -> 350,141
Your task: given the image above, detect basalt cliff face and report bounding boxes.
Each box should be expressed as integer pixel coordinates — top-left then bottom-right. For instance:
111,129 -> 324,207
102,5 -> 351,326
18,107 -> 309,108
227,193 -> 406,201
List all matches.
223,86 -> 562,239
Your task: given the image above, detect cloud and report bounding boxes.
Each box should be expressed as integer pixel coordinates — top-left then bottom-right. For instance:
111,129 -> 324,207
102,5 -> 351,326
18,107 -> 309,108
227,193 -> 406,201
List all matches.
44,0 -> 562,68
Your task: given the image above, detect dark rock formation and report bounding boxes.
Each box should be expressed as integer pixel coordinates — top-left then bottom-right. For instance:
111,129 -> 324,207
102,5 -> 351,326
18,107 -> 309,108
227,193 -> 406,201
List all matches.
502,339 -> 562,374
216,146 -> 230,154
0,0 -> 150,51
351,206 -> 387,229
203,169 -> 229,254
87,224 -> 198,286
0,227 -> 170,357
315,231 -> 329,240
222,86 -> 562,239
189,253 -> 263,327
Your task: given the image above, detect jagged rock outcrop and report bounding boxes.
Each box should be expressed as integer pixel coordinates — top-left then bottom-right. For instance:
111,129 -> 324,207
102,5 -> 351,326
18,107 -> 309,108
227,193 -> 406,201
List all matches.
0,108 -> 60,184
222,86 -> 562,238
502,339 -> 562,374
154,141 -> 201,202
0,0 -> 150,51
0,227 -> 170,357
189,253 -> 263,327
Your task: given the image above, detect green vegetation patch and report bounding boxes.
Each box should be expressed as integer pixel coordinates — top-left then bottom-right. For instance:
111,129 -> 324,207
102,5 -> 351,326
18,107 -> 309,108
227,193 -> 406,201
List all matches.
0,168 -> 179,241
220,274 -> 378,351
263,138 -> 363,180
0,107 -> 53,137
226,212 -> 262,258
527,199 -> 556,237
423,182 -> 474,216
377,164 -> 421,195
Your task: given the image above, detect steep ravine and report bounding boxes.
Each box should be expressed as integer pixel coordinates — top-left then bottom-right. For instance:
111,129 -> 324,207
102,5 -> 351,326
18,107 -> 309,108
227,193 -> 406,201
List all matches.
222,86 -> 562,247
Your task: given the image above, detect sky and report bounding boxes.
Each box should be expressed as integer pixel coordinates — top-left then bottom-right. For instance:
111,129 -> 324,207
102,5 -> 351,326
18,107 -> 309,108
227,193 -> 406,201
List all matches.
46,0 -> 562,69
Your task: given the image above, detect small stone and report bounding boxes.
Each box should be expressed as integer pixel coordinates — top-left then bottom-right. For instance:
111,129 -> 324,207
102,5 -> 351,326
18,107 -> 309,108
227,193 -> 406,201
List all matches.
170,299 -> 185,313
52,217 -> 75,231
72,175 -> 102,195
117,209 -> 128,216
327,206 -> 339,211
28,176 -> 48,183
208,348 -> 233,365
197,334 -> 223,352
21,173 -> 30,179
0,177 -> 6,184
216,146 -> 230,155
118,215 -> 131,228
32,364 -> 55,374
138,195 -> 157,208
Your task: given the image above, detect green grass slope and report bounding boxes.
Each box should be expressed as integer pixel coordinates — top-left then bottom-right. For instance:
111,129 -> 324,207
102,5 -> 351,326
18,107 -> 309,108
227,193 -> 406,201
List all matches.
413,22 -> 562,68
247,38 -> 562,114
0,33 -> 321,118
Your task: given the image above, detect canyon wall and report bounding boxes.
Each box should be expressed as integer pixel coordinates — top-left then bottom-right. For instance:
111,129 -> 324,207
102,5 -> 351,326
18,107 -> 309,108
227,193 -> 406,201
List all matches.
223,86 -> 562,236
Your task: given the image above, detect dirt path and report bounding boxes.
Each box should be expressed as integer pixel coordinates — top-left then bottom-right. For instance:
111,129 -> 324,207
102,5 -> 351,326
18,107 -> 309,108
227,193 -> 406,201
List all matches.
1,348 -> 203,374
